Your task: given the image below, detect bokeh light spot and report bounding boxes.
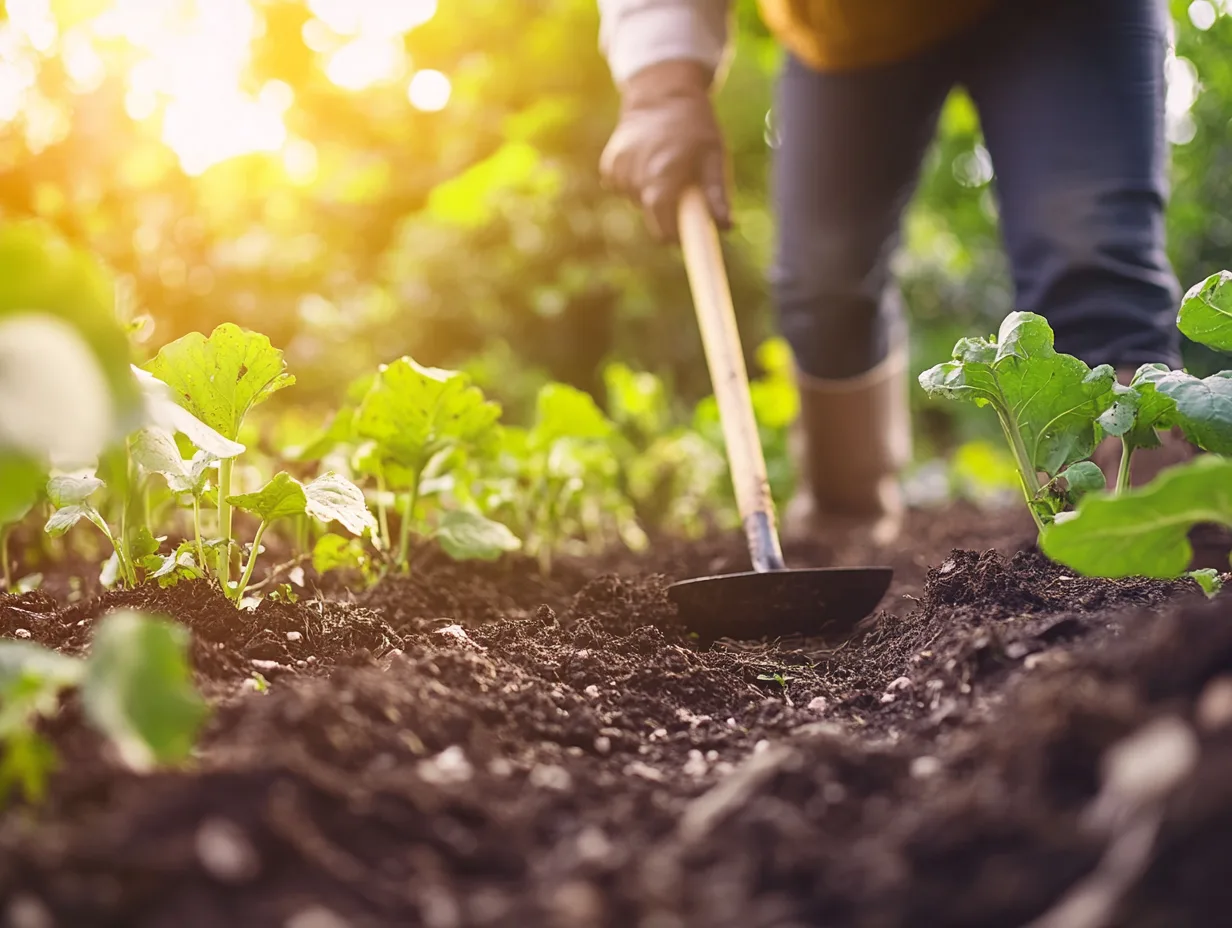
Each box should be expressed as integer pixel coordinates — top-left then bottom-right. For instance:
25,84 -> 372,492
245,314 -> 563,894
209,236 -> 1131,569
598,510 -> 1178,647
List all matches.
409,70 -> 451,112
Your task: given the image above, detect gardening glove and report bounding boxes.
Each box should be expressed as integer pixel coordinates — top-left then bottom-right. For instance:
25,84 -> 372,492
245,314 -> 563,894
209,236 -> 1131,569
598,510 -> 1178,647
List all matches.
600,60 -> 731,242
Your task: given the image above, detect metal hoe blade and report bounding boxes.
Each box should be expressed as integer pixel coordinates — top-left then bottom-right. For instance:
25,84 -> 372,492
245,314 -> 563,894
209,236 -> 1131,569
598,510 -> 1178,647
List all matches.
668,566 -> 893,642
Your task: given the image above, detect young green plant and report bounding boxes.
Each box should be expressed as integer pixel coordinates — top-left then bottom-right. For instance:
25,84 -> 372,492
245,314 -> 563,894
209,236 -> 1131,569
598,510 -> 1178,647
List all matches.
144,324 -> 294,584
226,471 -> 375,603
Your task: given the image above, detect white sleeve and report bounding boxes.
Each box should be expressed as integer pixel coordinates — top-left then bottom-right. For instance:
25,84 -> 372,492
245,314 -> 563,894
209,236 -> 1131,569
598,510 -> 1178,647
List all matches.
597,0 -> 731,84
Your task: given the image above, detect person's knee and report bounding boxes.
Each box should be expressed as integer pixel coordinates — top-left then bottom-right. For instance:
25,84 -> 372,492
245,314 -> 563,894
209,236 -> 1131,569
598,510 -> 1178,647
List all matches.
1004,183 -> 1180,367
771,223 -> 898,379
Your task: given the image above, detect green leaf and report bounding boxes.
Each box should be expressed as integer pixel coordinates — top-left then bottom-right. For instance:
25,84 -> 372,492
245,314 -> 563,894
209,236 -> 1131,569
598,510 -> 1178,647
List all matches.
0,223 -> 138,439
46,472 -> 103,507
81,611 -> 208,772
1143,368 -> 1232,454
530,382 -> 612,448
1188,568 -> 1223,599
1041,456 -> 1232,578
1178,270 -> 1232,352
227,472 -> 308,524
0,640 -> 84,692
131,367 -> 246,459
303,472 -> 377,536
0,462 -> 40,528
0,729 -> 58,804
45,503 -> 110,538
355,357 -> 500,469
1060,461 -> 1105,500
435,510 -> 522,561
919,312 -> 1117,478
144,323 -> 294,441
311,533 -> 368,574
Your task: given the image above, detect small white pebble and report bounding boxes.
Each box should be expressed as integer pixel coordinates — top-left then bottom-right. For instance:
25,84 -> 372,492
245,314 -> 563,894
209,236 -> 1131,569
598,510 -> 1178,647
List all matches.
705,750 -> 719,762
1197,676 -> 1232,731
417,746 -> 473,786
5,894 -> 53,928
285,631 -> 302,642
807,696 -> 828,713
576,649 -> 590,659
584,684 -> 600,698
726,717 -> 737,728
682,750 -> 708,778
594,736 -> 612,755
529,764 -> 572,791
13,628 -> 31,640
623,761 -> 664,782
753,739 -> 770,754
251,659 -> 282,672
285,907 -> 351,928
911,756 -> 942,779
296,660 -> 307,669
195,817 -> 260,884
650,728 -> 668,741
880,693 -> 897,704
886,676 -> 912,692
575,826 -> 612,863
488,758 -> 514,778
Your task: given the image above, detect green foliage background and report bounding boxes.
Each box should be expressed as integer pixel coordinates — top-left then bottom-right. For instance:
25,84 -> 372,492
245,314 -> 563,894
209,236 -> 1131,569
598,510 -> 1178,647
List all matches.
0,0 -> 1229,455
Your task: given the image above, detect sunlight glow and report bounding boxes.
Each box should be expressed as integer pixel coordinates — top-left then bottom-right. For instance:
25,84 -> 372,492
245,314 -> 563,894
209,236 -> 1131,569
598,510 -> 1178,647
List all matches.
408,69 -> 451,112
326,35 -> 407,91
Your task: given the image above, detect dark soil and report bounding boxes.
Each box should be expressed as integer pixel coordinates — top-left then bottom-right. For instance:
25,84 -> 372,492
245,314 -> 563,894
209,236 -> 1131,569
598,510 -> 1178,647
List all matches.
1,502 -> 1230,927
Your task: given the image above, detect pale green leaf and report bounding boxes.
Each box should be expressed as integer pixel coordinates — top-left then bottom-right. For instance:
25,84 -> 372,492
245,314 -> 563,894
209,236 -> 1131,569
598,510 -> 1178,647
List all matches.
81,611 -> 208,772
46,472 -> 102,507
227,472 -> 307,524
131,367 -> 245,459
303,472 -> 377,536
1177,270 -> 1232,352
144,323 -> 294,441
355,357 -> 499,469
435,510 -> 521,561
1188,568 -> 1223,599
530,382 -> 612,448
1041,456 -> 1232,578
45,502 -> 109,538
312,533 -> 367,574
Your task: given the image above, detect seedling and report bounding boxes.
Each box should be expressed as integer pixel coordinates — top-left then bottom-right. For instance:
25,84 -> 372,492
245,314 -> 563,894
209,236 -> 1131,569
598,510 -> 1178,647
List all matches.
145,324 -> 295,584
0,611 -> 207,804
757,671 -> 796,689
226,471 -> 375,603
354,356 -> 516,570
919,312 -> 1117,530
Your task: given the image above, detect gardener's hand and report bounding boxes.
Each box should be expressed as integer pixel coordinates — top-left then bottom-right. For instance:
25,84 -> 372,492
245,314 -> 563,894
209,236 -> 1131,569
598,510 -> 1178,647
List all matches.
600,60 -> 731,242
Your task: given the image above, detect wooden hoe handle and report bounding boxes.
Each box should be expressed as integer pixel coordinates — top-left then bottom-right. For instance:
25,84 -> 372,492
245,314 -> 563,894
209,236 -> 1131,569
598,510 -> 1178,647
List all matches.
677,187 -> 786,573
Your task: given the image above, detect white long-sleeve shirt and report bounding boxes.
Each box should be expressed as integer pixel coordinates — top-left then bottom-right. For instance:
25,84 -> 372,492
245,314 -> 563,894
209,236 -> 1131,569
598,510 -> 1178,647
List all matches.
596,0 -> 731,83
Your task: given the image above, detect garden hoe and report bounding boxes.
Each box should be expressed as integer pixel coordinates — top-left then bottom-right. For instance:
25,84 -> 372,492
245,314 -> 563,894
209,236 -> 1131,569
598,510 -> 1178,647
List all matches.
669,187 -> 893,641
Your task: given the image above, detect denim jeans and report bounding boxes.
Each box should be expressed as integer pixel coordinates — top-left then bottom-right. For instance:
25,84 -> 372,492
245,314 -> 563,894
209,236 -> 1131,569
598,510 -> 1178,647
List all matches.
770,0 -> 1181,380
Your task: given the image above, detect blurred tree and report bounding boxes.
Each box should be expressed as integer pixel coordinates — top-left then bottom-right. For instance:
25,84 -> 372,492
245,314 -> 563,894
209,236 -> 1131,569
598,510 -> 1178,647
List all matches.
0,0 -> 1225,452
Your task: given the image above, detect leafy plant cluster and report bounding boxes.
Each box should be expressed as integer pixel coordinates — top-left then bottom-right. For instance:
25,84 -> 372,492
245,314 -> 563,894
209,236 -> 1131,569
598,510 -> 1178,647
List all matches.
921,270 -> 1232,584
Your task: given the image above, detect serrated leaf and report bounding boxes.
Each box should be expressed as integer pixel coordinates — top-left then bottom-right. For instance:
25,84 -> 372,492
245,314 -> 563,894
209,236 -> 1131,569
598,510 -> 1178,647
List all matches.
131,367 -> 246,459
1188,568 -> 1223,599
919,312 -> 1117,478
355,357 -> 499,469
144,323 -> 294,441
435,510 -> 521,561
1041,456 -> 1232,578
303,472 -> 376,536
531,382 -> 612,448
1178,270 -> 1232,352
227,472 -> 307,524
81,611 -> 207,772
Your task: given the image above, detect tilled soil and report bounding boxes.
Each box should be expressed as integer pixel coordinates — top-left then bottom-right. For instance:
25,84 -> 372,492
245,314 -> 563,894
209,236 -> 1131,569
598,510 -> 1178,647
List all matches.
1,503 -> 1231,927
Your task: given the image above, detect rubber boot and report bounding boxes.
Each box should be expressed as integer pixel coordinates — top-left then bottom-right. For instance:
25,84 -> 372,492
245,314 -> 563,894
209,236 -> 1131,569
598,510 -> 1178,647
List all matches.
782,347 -> 912,550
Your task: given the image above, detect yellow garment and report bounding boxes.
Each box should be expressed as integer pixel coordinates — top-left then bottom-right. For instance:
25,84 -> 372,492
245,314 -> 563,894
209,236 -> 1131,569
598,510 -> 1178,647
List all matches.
756,0 -> 995,71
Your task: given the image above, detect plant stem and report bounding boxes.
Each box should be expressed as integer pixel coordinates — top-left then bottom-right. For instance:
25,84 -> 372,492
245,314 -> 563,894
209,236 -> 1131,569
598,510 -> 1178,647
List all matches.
192,496 -> 206,569
218,457 -> 234,585
396,468 -> 422,571
1116,439 -> 1133,496
375,465 -> 390,551
231,521 -> 269,604
996,412 -> 1045,532
1,528 -> 10,590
